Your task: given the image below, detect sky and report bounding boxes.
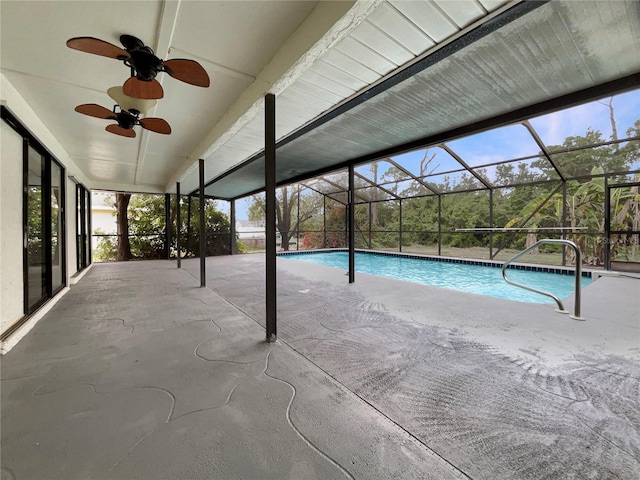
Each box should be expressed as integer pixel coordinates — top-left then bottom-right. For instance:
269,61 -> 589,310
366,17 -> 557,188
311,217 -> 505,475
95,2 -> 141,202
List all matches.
230,89 -> 640,220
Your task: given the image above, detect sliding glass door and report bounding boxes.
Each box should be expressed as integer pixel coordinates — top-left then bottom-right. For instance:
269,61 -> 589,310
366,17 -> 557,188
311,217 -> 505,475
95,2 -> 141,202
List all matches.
2,107 -> 67,316
51,161 -> 64,292
26,145 -> 47,311
24,143 -> 66,313
76,184 -> 91,271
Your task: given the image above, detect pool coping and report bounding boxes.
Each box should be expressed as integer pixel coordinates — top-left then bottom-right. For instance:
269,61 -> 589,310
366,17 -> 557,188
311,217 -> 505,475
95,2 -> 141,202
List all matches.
277,248 -> 595,278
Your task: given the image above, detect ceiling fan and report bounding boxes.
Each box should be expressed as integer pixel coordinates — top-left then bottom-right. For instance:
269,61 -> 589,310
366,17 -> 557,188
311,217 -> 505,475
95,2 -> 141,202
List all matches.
67,34 -> 210,99
74,86 -> 171,138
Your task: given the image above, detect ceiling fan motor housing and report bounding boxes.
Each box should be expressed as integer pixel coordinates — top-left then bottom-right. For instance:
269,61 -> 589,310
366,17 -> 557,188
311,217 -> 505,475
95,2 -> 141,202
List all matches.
119,34 -> 145,51
116,111 -> 137,130
127,50 -> 163,81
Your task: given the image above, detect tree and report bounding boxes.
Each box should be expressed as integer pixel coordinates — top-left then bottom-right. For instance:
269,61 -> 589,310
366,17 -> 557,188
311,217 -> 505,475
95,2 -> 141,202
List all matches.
440,190 -> 490,248
115,193 -> 133,261
96,193 -> 231,261
248,186 -> 321,251
380,150 -> 439,197
301,201 -> 346,249
182,197 -> 232,256
506,167 -> 639,265
532,128 -> 631,180
369,163 -> 379,226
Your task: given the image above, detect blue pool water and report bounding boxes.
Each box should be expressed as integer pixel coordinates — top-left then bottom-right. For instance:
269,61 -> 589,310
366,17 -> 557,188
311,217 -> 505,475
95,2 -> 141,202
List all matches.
282,251 -> 592,304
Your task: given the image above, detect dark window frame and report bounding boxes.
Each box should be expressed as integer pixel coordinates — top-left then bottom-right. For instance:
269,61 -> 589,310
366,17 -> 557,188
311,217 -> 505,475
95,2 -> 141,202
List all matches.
1,106 -> 67,321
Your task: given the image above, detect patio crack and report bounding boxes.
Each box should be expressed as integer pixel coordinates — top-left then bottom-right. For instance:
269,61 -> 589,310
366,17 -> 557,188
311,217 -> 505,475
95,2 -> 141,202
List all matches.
171,384 -> 238,421
109,382 -> 241,472
185,315 -> 222,333
570,412 -> 639,461
1,466 -> 16,480
81,315 -> 134,334
196,300 -> 224,332
193,339 -> 271,364
32,383 -> 176,421
288,335 -> 333,344
262,350 -> 356,480
534,383 -> 588,403
425,336 -> 457,351
110,317 -> 134,334
572,355 -> 640,380
1,373 -> 45,382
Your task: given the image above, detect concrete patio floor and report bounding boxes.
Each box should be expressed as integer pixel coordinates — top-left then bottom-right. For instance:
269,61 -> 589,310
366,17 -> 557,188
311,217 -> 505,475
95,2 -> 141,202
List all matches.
2,254 -> 639,479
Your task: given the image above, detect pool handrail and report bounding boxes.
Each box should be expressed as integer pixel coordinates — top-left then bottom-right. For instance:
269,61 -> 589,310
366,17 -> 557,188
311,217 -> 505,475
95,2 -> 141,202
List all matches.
502,239 -> 585,320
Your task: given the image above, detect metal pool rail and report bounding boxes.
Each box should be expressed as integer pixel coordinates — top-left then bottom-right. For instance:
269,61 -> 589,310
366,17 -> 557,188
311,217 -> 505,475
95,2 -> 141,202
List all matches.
502,239 -> 585,320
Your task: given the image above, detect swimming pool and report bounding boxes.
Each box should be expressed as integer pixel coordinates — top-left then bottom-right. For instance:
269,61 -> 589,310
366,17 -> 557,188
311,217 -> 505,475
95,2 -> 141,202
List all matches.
280,251 -> 592,304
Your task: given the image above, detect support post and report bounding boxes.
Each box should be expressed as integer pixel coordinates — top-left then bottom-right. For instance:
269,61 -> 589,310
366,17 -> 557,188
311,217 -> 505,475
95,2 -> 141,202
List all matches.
187,196 -> 192,255
265,93 -> 277,342
348,164 -> 355,283
199,159 -> 206,287
344,203 -> 348,247
604,176 -> 610,270
296,184 -> 300,251
323,195 -> 326,248
489,189 -> 493,260
368,201 -> 372,249
87,191 -> 92,265
230,199 -> 237,255
176,182 -> 181,268
437,195 -> 442,256
399,199 -> 403,253
562,181 -> 567,266
165,193 -> 171,259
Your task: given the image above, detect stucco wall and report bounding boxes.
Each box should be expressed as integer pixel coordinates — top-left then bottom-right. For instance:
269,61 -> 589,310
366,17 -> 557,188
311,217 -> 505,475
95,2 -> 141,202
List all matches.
1,121 -> 25,333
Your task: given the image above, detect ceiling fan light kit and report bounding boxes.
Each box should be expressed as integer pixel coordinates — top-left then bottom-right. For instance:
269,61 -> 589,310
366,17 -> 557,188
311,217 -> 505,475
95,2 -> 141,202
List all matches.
107,86 -> 156,115
68,33 -> 210,136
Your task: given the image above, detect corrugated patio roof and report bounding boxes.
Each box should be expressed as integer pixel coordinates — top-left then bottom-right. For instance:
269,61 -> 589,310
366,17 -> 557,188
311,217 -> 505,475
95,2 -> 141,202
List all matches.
202,0 -> 640,200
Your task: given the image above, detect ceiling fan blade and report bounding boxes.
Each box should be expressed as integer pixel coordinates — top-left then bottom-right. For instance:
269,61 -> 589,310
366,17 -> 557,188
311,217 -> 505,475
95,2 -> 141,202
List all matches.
67,37 -> 130,60
139,117 -> 171,135
123,77 -> 164,99
162,59 -> 210,88
75,104 -> 116,120
106,124 -> 136,138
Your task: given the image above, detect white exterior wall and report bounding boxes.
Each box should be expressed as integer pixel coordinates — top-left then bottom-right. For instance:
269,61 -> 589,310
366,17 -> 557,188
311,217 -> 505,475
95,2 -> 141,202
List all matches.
91,193 -> 117,234
92,208 -> 116,233
1,121 -> 25,332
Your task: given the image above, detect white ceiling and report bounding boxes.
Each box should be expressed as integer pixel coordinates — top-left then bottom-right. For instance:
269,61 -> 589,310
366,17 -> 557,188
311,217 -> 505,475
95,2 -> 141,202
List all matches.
4,1 -> 636,199
1,0 -> 513,195
0,0 -> 320,190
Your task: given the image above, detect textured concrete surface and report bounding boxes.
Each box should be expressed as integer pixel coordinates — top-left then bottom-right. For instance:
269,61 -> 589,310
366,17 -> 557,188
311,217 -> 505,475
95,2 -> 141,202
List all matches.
183,254 -> 640,479
1,260 -> 464,480
2,255 -> 639,479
